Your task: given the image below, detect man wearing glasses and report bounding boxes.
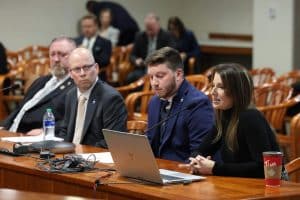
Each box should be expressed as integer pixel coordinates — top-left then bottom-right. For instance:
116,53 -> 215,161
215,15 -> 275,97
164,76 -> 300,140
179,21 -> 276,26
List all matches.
1,37 -> 75,135
56,47 -> 127,148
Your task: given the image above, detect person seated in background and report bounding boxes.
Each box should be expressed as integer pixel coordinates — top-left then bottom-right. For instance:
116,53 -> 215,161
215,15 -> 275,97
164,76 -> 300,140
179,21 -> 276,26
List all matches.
0,37 -> 75,135
127,13 -> 176,83
167,16 -> 201,74
0,42 -> 9,75
56,47 -> 127,148
145,47 -> 214,163
86,0 -> 139,46
180,63 -> 283,178
98,8 -> 120,47
74,14 -> 112,81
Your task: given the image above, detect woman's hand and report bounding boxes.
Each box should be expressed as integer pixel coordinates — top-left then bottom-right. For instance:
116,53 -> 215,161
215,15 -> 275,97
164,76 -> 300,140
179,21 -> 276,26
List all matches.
179,155 -> 215,175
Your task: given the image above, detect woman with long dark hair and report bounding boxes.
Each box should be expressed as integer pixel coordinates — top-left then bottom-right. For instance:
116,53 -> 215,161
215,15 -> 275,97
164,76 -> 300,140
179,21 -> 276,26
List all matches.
181,63 -> 283,178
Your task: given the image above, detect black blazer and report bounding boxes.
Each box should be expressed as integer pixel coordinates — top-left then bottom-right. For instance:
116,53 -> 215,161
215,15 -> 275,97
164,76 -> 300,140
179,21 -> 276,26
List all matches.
2,75 -> 74,133
56,80 -> 127,148
74,35 -> 112,68
130,29 -> 176,66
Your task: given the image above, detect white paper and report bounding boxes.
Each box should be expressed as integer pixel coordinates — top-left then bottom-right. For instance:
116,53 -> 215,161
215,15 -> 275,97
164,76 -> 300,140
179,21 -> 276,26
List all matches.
1,135 -> 64,143
78,152 -> 114,164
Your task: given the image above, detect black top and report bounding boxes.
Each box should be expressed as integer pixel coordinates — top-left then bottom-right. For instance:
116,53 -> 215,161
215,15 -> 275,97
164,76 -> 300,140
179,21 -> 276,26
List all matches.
193,108 -> 280,178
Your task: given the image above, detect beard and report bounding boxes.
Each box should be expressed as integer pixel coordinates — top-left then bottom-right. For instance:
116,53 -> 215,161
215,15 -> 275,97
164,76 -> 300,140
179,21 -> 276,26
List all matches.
157,77 -> 177,99
51,64 -> 67,79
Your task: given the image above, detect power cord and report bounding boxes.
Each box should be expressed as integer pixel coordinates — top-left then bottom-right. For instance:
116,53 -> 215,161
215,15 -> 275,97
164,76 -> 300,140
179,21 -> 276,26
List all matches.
37,154 -> 98,173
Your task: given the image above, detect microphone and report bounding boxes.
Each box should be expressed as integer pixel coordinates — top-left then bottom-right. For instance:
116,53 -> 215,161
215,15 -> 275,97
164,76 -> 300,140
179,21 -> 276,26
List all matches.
1,84 -> 20,92
145,102 -> 198,133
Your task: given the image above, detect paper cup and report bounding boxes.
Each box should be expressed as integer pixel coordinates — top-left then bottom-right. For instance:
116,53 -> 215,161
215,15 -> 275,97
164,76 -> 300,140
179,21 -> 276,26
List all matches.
263,151 -> 283,187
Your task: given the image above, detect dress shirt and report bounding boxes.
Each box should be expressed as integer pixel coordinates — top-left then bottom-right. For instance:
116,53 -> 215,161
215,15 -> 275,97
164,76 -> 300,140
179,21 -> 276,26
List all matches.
82,36 -> 97,52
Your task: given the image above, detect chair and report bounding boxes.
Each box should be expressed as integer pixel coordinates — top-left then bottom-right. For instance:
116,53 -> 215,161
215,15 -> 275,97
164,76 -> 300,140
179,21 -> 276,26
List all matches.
109,44 -> 134,85
275,70 -> 300,86
254,83 -> 293,107
116,75 -> 150,98
125,90 -> 155,121
286,157 -> 300,182
127,120 -> 148,135
17,45 -> 49,62
250,67 -> 275,88
185,74 -> 208,92
257,95 -> 300,161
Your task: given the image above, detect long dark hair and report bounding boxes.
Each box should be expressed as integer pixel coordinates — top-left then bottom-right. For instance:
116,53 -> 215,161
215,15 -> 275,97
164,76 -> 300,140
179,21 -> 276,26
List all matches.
167,16 -> 186,38
211,63 -> 254,152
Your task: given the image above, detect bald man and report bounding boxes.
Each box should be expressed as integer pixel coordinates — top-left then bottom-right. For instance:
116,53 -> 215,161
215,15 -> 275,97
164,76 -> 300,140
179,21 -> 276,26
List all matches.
127,13 -> 176,83
56,48 -> 127,148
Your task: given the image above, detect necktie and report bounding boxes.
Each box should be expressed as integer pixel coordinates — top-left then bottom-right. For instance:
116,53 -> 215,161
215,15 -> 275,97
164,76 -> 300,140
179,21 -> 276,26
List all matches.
159,100 -> 171,144
73,95 -> 87,144
86,39 -> 90,49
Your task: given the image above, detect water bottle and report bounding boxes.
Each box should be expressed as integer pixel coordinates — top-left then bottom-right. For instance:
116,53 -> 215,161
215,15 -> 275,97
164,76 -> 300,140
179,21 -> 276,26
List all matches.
43,108 -> 55,140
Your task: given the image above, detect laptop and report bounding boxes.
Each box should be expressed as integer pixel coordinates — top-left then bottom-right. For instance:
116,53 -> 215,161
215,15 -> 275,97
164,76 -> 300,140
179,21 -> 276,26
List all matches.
102,129 -> 205,185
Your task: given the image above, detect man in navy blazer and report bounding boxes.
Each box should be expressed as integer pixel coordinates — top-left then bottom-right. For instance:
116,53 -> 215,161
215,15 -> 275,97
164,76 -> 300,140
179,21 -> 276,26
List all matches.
56,47 -> 127,148
145,47 -> 214,163
1,37 -> 76,134
75,15 -> 112,81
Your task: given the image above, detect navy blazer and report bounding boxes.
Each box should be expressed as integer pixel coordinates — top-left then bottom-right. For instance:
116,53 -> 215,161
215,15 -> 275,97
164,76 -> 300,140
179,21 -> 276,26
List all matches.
74,35 -> 112,68
56,80 -> 127,148
2,75 -> 74,133
147,80 -> 214,163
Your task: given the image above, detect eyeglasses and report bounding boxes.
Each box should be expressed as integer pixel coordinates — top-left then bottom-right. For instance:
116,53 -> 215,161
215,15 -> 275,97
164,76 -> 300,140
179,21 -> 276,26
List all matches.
70,63 -> 95,74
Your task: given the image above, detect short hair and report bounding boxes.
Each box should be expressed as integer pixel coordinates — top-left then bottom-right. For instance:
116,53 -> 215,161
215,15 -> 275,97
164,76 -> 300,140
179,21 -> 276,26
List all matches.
80,14 -> 98,25
145,47 -> 183,71
50,36 -> 76,48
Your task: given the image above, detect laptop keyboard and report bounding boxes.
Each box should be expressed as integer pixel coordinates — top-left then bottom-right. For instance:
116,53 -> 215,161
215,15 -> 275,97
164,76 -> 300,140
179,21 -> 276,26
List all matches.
161,174 -> 184,181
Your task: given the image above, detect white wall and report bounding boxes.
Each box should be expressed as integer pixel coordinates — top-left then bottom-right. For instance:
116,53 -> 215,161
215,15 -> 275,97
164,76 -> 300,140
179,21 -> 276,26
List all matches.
0,0 -> 87,50
253,0 -> 294,75
178,0 -> 253,39
0,0 -> 253,50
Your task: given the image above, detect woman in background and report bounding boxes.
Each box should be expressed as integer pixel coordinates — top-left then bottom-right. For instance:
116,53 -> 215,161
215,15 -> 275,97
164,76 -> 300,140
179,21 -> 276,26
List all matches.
181,63 -> 283,178
167,16 -> 201,74
98,8 -> 120,47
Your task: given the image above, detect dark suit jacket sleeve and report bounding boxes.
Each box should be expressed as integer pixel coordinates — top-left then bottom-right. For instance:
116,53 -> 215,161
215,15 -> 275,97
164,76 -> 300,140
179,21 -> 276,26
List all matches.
55,92 -> 72,140
1,76 -> 48,129
186,96 -> 215,156
130,32 -> 145,67
94,37 -> 112,68
102,93 -> 127,131
185,31 -> 201,59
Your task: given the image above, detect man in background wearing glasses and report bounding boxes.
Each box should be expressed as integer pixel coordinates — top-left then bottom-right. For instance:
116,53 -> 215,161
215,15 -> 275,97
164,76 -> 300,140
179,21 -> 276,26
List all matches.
56,47 -> 127,148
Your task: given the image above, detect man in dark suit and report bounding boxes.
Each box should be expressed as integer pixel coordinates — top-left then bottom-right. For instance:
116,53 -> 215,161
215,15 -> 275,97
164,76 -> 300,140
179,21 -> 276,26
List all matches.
145,47 -> 214,163
57,47 -> 127,148
74,14 -> 112,81
127,13 -> 176,83
0,37 -> 76,134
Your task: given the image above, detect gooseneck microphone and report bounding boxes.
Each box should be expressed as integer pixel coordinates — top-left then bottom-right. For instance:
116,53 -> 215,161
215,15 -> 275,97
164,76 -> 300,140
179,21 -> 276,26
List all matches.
145,102 -> 198,133
0,84 -> 20,92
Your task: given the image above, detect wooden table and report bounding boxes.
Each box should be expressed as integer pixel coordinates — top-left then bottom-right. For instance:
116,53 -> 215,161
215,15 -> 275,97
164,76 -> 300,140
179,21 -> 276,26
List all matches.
0,130 -> 300,200
0,188 -> 94,200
